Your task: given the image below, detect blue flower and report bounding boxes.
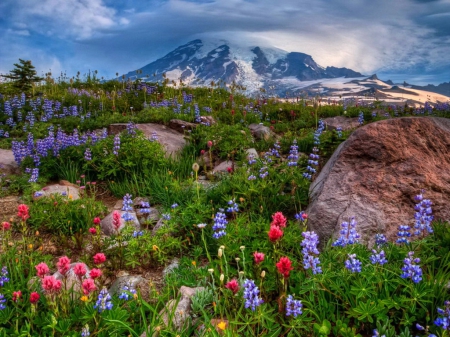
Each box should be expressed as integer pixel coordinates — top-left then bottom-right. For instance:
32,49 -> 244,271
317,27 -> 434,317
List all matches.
286,295 -> 303,317
400,251 -> 422,283
434,300 -> 450,330
226,199 -> 239,213
345,254 -> 362,273
94,288 -> 113,312
396,225 -> 411,244
243,279 -> 264,311
0,294 -> 6,310
370,249 -> 387,265
333,217 -> 360,247
212,210 -> 228,239
119,282 -> 137,301
0,267 -> 9,287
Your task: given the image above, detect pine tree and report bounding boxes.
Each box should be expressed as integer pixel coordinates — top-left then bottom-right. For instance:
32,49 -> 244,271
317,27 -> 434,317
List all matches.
2,59 -> 43,92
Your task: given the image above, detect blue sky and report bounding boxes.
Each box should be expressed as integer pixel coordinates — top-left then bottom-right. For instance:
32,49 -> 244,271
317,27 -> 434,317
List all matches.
1,0 -> 449,85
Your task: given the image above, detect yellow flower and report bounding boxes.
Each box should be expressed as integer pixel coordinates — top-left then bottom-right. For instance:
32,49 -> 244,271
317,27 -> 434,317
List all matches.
191,261 -> 196,267
28,244 -> 33,250
80,296 -> 88,302
152,245 -> 159,251
69,195 -> 73,200
217,321 -> 226,331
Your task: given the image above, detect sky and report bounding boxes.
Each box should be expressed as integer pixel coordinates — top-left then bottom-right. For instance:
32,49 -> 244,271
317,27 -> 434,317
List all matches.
1,0 -> 450,85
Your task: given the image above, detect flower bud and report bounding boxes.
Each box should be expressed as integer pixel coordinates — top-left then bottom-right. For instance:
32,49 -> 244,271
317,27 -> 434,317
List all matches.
239,271 -> 244,276
240,246 -> 245,251
218,248 -> 223,258
192,163 -> 199,172
235,257 -> 240,262
208,269 -> 214,273
261,270 -> 266,278
220,274 -> 224,282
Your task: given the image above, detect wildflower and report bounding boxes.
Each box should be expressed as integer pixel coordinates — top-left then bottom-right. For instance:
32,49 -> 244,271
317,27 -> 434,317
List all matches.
197,223 -> 207,229
112,210 -> 121,231
332,217 -> 360,247
162,213 -> 171,221
413,191 -> 434,236
207,140 -> 213,148
301,231 -> 322,274
29,292 -> 40,304
84,148 -> 92,161
253,252 -> 265,264
295,211 -> 308,223
132,230 -> 144,237
248,174 -> 256,181
80,295 -> 89,302
17,204 -> 30,221
81,324 -> 90,337
93,253 -> 106,265
415,323 -> 425,331
217,321 -> 227,331
12,290 -> 22,302
113,134 -> 120,155
243,279 -> 264,311
434,300 -> 450,330
370,249 -> 388,265
89,268 -> 102,279
212,210 -> 228,239
276,257 -> 293,278
57,256 -> 71,276
286,295 -> 303,317
400,251 -> 422,283
372,329 -> 386,337
74,263 -> 87,278
89,227 -> 97,235
226,199 -> 239,213
271,212 -> 287,228
287,139 -> 299,166
375,233 -> 387,246
119,282 -> 137,300
0,266 -> 9,286
1,222 -> 11,230
268,225 -> 283,242
35,262 -> 50,278
41,275 -> 62,294
225,279 -> 239,294
93,217 -> 101,225
345,254 -> 362,273
358,111 -> 364,125
94,288 -> 113,312
0,294 -> 6,310
397,225 -> 411,244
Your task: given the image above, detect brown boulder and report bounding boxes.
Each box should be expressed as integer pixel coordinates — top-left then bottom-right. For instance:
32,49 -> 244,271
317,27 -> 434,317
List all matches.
322,116 -> 360,131
306,117 -> 450,245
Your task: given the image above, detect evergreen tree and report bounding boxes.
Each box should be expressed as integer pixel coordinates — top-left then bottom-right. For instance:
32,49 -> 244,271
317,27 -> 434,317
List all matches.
2,59 -> 43,92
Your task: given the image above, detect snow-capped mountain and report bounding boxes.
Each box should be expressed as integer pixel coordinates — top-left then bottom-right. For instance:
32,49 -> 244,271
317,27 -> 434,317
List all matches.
120,39 -> 364,95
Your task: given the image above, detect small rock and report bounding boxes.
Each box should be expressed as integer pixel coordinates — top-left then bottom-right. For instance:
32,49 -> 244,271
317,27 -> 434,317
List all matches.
248,123 -> 274,141
169,119 -> 197,133
162,258 -> 179,277
108,275 -> 145,297
322,116 -> 359,131
37,184 -> 81,200
213,161 -> 234,174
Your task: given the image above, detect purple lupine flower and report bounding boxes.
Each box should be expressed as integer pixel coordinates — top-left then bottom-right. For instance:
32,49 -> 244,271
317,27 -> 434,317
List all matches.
94,288 -> 113,312
226,199 -> 239,213
26,167 -> 39,183
248,174 -> 256,181
132,230 -> 144,238
248,153 -> 257,165
435,300 -> 450,331
113,134 -> 120,155
375,233 -> 387,246
400,251 -> 422,283
372,329 -> 385,337
0,267 -> 9,286
300,231 -> 322,273
313,119 -> 325,145
84,148 -> 92,161
243,279 -> 264,311
345,254 -> 362,273
333,217 -> 360,247
413,191 -> 434,236
171,203 -> 179,209
212,209 -> 228,239
81,324 -> 90,337
118,281 -> 137,300
397,225 -> 411,244
336,125 -> 343,138
287,139 -> 299,166
121,194 -> 133,212
370,249 -> 388,265
358,111 -> 364,125
286,295 -> 303,317
259,166 -> 268,179
0,294 -> 6,310
126,121 -> 137,136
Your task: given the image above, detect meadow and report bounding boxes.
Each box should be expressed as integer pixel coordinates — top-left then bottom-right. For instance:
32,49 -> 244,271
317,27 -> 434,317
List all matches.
0,74 -> 449,337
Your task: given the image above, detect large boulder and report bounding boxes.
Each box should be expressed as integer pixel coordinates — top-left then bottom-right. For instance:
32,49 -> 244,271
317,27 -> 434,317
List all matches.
0,149 -> 20,175
306,117 -> 450,245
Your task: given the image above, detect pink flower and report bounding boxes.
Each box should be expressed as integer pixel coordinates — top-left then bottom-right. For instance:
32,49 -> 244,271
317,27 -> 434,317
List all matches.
73,263 -> 87,278
17,204 -> 30,221
271,212 -> 287,228
82,278 -> 97,295
1,222 -> 11,230
113,210 -> 121,231
207,140 -> 213,148
57,256 -> 71,276
89,268 -> 102,279
225,279 -> 239,294
93,253 -> 106,265
12,290 -> 22,302
29,292 -> 40,304
253,252 -> 265,264
89,227 -> 97,235
200,149 -> 205,155
276,257 -> 293,278
227,167 -> 233,173
268,225 -> 283,242
93,217 -> 101,225
41,276 -> 62,294
35,262 -> 50,278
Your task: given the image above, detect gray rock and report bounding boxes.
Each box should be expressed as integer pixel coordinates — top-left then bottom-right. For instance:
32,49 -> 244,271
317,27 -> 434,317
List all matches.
162,258 -> 179,277
248,123 -> 274,141
37,184 -> 81,200
108,275 -> 145,297
0,149 -> 20,175
169,119 -> 197,133
213,161 -> 234,174
322,116 -> 359,131
137,124 -> 186,157
246,148 -> 259,159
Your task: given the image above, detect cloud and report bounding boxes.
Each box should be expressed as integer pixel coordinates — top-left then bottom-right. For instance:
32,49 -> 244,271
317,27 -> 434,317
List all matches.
1,0 -> 449,84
